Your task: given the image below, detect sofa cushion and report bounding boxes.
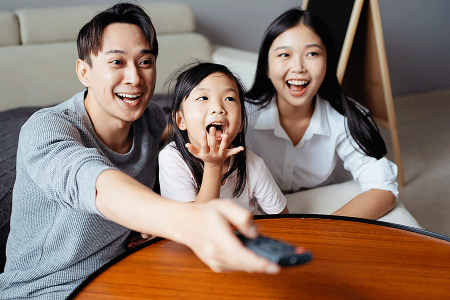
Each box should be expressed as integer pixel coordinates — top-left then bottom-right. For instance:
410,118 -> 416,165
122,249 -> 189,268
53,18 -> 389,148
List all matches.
0,11 -> 20,46
0,106 -> 43,273
15,2 -> 195,45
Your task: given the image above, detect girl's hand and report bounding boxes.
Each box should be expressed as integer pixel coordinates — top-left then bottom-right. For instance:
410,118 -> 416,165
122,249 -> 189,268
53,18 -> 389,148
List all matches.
185,126 -> 244,167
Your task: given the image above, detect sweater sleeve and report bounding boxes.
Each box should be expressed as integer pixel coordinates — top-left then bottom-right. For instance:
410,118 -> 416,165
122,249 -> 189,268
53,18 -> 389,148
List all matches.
17,110 -> 116,215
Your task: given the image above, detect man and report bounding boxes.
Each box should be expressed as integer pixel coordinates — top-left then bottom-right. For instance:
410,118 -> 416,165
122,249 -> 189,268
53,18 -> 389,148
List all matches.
0,3 -> 278,299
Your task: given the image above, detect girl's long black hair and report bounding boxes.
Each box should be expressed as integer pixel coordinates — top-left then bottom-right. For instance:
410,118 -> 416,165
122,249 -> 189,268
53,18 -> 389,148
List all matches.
246,8 -> 387,159
165,62 -> 247,197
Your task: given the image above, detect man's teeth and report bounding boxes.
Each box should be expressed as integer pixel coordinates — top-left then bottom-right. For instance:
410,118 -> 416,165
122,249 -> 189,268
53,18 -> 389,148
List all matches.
117,93 -> 141,103
287,80 -> 309,86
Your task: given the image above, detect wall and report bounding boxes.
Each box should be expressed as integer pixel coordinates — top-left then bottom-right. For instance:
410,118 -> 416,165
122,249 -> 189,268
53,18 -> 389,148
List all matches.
1,0 -> 449,95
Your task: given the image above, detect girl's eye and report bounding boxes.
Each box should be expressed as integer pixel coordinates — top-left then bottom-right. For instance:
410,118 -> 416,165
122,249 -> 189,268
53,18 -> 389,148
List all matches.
307,52 -> 319,57
225,97 -> 236,102
197,96 -> 208,101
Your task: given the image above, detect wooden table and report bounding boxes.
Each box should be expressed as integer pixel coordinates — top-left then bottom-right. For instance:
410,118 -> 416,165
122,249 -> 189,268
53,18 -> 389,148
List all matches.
70,215 -> 450,299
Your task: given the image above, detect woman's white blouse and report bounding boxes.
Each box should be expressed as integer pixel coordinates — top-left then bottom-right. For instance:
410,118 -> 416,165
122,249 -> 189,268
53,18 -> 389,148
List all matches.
245,95 -> 399,198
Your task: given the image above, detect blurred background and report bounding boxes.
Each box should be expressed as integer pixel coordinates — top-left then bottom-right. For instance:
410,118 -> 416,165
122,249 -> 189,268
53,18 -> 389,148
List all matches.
2,0 -> 449,96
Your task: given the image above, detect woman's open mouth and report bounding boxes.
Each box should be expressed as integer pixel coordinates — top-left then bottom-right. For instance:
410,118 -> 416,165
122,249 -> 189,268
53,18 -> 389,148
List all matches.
287,80 -> 309,96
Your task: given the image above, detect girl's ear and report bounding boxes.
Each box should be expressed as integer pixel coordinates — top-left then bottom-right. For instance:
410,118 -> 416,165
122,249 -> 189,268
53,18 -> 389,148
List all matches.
176,111 -> 187,130
76,59 -> 90,88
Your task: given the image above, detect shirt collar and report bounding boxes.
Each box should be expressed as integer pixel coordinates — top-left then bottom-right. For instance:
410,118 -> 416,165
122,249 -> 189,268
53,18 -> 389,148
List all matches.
253,95 -> 331,139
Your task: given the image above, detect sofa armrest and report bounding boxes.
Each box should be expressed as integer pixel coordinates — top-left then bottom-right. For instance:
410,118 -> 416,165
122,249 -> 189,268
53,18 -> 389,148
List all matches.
211,45 -> 258,90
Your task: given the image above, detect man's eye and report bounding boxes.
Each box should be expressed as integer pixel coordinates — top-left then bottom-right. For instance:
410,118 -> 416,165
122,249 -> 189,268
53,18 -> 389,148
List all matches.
225,97 -> 236,101
197,96 -> 208,101
140,59 -> 153,66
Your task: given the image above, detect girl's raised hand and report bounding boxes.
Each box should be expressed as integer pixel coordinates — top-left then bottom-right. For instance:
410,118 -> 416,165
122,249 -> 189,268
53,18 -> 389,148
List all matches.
185,126 -> 244,167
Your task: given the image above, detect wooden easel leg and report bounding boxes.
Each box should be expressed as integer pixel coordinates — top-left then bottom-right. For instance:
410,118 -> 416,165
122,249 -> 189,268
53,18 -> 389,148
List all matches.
369,0 -> 405,186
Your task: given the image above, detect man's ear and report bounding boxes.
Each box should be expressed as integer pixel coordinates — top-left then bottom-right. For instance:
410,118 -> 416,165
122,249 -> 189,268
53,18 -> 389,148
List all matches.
76,59 -> 90,88
176,111 -> 187,130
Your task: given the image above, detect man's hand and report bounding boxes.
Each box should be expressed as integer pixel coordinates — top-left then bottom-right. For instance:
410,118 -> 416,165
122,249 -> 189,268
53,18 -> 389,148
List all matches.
177,199 -> 280,274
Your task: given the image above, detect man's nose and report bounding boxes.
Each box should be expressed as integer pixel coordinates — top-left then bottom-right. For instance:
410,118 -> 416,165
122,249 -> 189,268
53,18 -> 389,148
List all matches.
125,64 -> 143,86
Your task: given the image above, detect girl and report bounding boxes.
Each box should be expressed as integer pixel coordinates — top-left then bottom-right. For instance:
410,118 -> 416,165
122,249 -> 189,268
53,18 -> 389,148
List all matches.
159,62 -> 288,215
245,7 -> 420,225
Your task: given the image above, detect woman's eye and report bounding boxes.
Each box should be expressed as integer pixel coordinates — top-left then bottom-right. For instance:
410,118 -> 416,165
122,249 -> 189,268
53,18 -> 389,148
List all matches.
307,52 -> 319,57
197,96 -> 208,101
278,53 -> 289,58
225,97 -> 236,102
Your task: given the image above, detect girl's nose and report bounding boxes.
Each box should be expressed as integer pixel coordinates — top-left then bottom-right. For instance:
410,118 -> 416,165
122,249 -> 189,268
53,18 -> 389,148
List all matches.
210,101 -> 225,114
125,64 -> 143,86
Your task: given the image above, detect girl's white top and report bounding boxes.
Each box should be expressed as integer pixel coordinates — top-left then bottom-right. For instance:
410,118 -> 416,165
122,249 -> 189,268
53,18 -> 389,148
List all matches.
159,142 -> 287,214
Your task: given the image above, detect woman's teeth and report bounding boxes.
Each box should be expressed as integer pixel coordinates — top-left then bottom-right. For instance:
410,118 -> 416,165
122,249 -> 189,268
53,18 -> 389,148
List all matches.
287,80 -> 309,86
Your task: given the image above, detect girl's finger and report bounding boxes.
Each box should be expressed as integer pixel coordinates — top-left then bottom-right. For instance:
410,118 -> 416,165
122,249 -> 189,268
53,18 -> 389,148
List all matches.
208,126 -> 217,151
225,146 -> 244,158
218,134 -> 228,154
200,130 -> 209,152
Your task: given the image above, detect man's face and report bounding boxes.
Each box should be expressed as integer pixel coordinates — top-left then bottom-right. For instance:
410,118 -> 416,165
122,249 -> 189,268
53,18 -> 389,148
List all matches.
80,22 -> 156,126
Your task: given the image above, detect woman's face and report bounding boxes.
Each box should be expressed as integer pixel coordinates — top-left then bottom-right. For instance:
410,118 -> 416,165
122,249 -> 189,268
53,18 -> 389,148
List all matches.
267,23 -> 327,111
176,72 -> 243,149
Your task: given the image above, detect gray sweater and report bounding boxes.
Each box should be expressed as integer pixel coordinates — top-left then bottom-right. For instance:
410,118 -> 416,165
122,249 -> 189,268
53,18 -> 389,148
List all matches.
0,91 -> 166,299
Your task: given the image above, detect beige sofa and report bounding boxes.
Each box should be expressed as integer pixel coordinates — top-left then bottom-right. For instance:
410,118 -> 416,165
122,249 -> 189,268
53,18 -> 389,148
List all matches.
0,2 -> 258,112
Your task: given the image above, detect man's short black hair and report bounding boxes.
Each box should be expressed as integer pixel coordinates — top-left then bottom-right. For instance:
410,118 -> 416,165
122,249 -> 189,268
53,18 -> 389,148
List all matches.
77,2 -> 158,67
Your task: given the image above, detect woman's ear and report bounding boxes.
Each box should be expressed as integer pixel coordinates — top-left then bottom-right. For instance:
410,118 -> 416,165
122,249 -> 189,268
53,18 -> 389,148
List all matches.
176,111 -> 187,130
76,59 -> 90,88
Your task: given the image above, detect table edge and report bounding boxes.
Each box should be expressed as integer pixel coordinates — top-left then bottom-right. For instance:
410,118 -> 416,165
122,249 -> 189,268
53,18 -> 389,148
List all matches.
67,214 -> 449,299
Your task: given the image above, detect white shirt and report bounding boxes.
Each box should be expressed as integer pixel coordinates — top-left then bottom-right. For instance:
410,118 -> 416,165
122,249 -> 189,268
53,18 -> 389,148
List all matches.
158,142 -> 287,214
246,95 -> 399,198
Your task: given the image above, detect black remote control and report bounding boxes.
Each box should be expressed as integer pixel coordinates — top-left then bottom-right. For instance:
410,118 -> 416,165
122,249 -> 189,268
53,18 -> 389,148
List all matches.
236,231 -> 313,266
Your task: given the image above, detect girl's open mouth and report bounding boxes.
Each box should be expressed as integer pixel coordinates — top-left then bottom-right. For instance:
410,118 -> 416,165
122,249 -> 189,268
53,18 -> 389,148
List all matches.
206,122 -> 227,140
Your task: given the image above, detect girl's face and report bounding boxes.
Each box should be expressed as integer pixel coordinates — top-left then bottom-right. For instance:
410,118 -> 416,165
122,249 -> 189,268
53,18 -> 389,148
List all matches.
176,72 -> 243,149
267,23 -> 327,111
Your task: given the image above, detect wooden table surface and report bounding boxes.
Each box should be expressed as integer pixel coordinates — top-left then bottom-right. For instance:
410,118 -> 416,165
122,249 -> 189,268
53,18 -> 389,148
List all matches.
70,215 -> 450,299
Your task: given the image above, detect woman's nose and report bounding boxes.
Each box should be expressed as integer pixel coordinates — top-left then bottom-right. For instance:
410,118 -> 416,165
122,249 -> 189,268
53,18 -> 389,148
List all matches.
290,55 -> 306,73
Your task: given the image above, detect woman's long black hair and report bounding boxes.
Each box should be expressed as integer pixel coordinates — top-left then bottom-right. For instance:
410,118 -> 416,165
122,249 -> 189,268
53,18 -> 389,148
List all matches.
246,8 -> 387,159
165,62 -> 247,197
